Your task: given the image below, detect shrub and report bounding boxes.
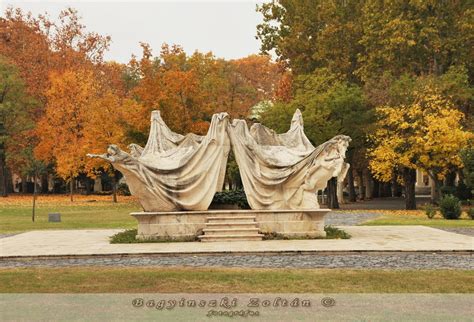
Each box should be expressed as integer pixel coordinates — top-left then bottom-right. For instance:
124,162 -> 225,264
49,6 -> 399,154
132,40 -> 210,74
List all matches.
468,208 -> 474,220
455,182 -> 472,200
116,182 -> 131,196
324,226 -> 351,239
440,185 -> 456,197
439,195 -> 462,220
424,204 -> 437,219
211,190 -> 250,209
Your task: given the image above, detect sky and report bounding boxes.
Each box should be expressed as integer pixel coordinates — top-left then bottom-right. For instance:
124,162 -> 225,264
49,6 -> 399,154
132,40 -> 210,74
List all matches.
1,0 -> 266,63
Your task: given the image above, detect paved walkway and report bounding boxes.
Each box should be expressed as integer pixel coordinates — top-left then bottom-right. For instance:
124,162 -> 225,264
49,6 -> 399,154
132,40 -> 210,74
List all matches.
1,226 -> 472,258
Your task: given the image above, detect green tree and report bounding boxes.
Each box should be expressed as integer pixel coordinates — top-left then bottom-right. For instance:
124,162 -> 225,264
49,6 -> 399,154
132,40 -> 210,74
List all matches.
460,149 -> 474,193
260,69 -> 373,206
257,0 -> 364,80
358,0 -> 473,81
0,56 -> 38,196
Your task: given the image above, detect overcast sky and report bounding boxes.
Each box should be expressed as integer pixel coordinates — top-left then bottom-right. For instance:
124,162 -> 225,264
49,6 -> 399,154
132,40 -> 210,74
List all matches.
1,0 -> 266,63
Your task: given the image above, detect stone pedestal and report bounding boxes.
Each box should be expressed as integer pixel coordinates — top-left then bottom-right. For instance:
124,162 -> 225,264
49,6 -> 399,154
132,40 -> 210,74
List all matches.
131,209 -> 330,240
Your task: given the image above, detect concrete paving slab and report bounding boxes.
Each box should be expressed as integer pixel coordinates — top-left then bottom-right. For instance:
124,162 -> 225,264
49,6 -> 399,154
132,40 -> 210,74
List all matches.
0,226 -> 472,258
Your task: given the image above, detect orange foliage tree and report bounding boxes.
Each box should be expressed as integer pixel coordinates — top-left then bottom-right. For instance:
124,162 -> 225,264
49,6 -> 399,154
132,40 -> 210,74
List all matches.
34,68 -> 137,200
2,6 -> 285,197
1,7 -> 111,192
127,44 -> 283,137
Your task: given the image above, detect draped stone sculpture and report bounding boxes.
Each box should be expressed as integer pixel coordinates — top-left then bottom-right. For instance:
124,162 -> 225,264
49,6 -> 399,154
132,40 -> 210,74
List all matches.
88,109 -> 350,212
228,109 -> 351,210
88,110 -> 230,211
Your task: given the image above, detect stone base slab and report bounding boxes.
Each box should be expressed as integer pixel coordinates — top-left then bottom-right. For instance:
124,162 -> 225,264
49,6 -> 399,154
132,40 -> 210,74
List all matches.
1,227 -> 472,258
131,209 -> 330,240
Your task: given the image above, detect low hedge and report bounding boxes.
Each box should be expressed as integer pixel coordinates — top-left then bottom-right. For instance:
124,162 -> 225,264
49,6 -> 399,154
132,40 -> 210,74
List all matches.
211,189 -> 250,209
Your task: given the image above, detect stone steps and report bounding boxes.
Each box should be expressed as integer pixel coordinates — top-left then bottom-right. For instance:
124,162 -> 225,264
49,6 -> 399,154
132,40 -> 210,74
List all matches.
199,215 -> 263,242
203,228 -> 261,236
206,216 -> 257,223
205,222 -> 258,228
199,234 -> 264,242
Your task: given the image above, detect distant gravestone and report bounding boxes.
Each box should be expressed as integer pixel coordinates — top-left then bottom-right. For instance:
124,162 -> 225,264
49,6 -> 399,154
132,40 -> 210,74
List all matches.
48,213 -> 61,222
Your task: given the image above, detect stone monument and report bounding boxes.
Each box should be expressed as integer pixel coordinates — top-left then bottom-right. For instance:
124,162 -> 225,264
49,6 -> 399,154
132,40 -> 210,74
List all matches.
88,109 -> 350,241
88,110 -> 230,211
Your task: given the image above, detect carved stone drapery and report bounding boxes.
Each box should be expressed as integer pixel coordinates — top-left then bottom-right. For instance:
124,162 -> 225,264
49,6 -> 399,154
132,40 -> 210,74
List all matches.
88,109 -> 350,211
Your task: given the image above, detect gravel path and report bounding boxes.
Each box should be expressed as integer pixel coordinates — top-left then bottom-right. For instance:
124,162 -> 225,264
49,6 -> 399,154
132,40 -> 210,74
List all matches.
1,253 -> 472,269
325,211 -> 380,226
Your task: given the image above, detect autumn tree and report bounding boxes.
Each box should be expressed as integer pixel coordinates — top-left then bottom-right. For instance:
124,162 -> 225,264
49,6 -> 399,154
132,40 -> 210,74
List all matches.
1,7 -> 111,193
0,7 -> 110,104
368,85 -> 473,209
226,55 -> 282,118
127,43 -> 282,139
34,64 -> 142,200
257,0 -> 364,80
358,0 -> 473,81
34,69 -> 95,200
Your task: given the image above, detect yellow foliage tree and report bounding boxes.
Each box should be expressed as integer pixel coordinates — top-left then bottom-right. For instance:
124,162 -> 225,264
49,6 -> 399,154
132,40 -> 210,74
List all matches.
368,85 -> 473,209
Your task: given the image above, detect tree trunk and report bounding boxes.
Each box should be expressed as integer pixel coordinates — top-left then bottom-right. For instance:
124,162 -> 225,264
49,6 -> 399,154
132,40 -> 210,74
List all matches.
70,177 -> 74,202
85,177 -> 93,195
32,172 -> 37,222
429,172 -> 443,204
373,178 -> 380,198
6,169 -> 13,193
327,177 -> 339,209
365,171 -> 373,200
347,169 -> 356,202
112,173 -> 117,203
382,182 -> 391,197
444,171 -> 456,187
21,176 -> 28,194
337,179 -> 345,204
390,176 -> 396,197
0,155 -> 7,197
41,172 -> 49,194
403,168 -> 416,210
358,170 -> 365,200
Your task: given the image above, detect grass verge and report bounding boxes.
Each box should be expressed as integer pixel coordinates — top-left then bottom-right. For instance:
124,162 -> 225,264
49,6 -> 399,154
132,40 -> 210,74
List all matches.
0,195 -> 139,233
0,267 -> 472,293
110,229 -> 198,243
351,210 -> 474,227
262,226 -> 350,240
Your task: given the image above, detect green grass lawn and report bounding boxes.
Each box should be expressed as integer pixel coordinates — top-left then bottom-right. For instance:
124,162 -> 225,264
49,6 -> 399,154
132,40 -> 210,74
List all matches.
0,267 -> 472,293
0,195 -> 139,233
1,195 -> 473,233
358,210 -> 474,227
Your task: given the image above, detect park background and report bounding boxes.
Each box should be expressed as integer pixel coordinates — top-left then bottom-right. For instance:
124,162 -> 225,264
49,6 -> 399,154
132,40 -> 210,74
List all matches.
0,1 -> 473,304
0,1 -> 473,211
